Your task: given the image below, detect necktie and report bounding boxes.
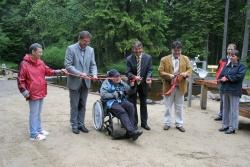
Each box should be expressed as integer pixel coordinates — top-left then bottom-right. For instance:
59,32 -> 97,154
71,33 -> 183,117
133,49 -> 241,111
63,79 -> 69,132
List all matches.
81,49 -> 85,57
81,49 -> 86,64
137,57 -> 141,77
174,58 -> 179,74
137,57 -> 141,85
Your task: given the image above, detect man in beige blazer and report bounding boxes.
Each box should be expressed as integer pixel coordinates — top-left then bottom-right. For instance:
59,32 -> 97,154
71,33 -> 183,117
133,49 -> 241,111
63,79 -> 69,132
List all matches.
158,41 -> 192,132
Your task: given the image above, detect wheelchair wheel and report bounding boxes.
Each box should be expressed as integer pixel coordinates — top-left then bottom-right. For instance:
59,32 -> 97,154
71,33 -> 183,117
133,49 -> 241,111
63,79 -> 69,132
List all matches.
92,100 -> 104,131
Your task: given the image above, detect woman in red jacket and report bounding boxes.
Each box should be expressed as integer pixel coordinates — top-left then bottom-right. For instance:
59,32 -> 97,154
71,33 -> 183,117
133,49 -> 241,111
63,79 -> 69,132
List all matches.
17,43 -> 63,141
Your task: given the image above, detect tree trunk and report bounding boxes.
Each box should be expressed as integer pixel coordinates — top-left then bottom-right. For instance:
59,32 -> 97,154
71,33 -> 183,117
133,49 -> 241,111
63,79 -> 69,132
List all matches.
205,33 -> 209,64
241,0 -> 250,65
222,0 -> 229,58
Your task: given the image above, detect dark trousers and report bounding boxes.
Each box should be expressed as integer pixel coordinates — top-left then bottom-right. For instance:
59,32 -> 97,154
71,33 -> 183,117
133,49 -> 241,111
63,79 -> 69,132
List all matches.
129,84 -> 148,126
69,82 -> 88,129
109,101 -> 136,132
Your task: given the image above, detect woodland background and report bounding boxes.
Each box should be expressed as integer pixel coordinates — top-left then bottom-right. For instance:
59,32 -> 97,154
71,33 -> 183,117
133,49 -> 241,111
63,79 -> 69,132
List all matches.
0,0 -> 249,75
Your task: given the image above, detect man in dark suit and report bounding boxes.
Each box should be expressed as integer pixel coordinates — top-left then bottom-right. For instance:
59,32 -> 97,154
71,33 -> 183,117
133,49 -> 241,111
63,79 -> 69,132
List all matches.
126,40 -> 152,130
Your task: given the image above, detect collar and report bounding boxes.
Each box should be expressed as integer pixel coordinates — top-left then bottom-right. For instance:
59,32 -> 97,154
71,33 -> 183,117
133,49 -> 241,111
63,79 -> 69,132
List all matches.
172,54 -> 180,60
134,53 -> 142,60
228,62 -> 239,67
78,43 -> 86,51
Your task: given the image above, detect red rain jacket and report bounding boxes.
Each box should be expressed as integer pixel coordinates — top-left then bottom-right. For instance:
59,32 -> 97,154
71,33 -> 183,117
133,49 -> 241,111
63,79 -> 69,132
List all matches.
17,54 -> 55,100
215,58 -> 228,80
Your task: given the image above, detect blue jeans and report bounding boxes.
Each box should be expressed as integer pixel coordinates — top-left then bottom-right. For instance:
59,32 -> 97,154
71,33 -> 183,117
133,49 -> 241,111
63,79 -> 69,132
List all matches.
29,99 -> 43,138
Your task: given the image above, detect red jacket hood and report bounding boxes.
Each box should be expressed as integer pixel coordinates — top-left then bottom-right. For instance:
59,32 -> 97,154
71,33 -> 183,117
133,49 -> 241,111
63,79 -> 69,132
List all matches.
23,54 -> 42,66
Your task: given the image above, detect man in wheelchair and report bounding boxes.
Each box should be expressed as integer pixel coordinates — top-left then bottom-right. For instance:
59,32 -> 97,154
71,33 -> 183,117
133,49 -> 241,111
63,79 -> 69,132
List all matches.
100,69 -> 143,140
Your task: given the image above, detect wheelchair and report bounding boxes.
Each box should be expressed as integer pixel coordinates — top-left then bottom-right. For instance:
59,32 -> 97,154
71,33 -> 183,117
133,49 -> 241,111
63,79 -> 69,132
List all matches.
92,100 -> 119,137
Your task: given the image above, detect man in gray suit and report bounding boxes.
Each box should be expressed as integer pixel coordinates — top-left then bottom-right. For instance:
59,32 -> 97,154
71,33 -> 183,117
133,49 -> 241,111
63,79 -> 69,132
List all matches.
65,31 -> 97,134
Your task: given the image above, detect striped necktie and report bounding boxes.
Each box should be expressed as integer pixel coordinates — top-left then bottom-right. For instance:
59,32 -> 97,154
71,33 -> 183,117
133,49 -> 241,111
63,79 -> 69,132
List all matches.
137,56 -> 141,77
137,56 -> 141,85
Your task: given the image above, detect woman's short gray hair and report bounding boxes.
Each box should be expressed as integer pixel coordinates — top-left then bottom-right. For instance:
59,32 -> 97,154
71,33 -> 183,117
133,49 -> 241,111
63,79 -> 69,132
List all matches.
29,43 -> 42,53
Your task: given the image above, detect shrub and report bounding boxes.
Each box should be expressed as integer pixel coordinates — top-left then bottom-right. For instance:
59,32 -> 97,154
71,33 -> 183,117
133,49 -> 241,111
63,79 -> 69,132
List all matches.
42,46 -> 66,68
102,60 -> 127,74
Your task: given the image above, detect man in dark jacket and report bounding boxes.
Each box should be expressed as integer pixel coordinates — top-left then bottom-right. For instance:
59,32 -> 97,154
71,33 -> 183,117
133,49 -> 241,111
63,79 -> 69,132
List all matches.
126,40 -> 152,130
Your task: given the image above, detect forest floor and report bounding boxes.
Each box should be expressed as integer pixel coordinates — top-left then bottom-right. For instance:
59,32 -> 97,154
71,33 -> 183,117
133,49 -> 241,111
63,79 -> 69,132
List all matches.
0,79 -> 250,167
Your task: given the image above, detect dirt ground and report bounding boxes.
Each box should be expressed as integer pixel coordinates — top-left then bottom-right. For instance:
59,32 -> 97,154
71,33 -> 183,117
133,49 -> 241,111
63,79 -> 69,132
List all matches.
0,79 -> 250,167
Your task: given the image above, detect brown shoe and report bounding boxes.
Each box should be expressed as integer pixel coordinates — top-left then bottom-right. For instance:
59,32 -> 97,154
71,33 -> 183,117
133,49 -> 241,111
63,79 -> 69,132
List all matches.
163,125 -> 170,130
176,126 -> 185,132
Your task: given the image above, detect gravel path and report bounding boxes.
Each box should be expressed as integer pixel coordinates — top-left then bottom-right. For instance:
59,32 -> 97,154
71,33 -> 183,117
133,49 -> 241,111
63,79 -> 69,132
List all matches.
0,80 -> 250,167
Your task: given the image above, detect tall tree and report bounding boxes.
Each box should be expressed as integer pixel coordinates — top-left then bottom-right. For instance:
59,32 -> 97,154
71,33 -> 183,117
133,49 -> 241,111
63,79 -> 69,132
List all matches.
241,0 -> 250,65
222,0 -> 229,58
165,0 -> 224,61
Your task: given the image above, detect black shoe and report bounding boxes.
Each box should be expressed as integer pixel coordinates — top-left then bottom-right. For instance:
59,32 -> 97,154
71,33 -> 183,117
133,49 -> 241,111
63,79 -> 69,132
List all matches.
141,124 -> 151,130
214,117 -> 222,121
218,127 -> 229,132
131,130 -> 143,141
225,129 -> 235,134
163,125 -> 170,130
72,128 -> 80,134
176,126 -> 185,132
78,126 -> 89,133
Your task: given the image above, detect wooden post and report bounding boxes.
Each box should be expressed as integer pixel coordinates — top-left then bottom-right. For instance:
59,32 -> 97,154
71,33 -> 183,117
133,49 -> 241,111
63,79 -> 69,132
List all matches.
200,85 -> 207,109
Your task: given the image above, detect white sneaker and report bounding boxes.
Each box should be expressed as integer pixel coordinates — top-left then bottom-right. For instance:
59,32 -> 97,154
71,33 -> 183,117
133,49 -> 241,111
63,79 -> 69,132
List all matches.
30,134 -> 46,141
40,130 -> 49,136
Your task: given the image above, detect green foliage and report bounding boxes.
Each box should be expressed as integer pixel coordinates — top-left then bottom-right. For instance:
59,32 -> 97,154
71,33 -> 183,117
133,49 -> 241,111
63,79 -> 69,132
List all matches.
0,0 -> 28,62
245,70 -> 250,80
42,46 -> 66,68
83,0 -> 171,67
102,60 -> 127,74
0,60 -> 18,70
166,0 -> 224,60
0,28 -> 10,55
0,0 -> 249,74
152,65 -> 159,77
